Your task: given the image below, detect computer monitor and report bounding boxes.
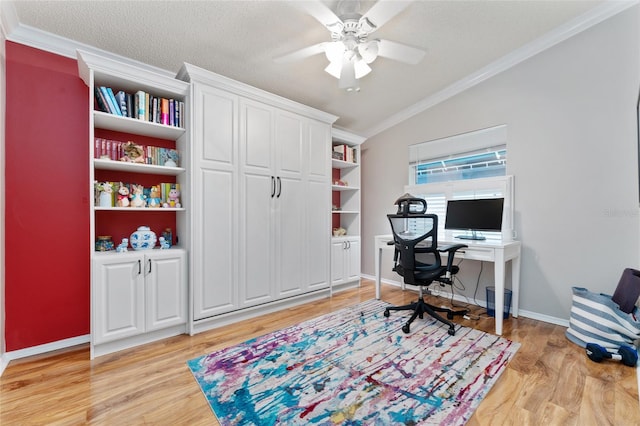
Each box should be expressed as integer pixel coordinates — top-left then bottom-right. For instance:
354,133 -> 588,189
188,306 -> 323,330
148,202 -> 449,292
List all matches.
445,198 -> 504,240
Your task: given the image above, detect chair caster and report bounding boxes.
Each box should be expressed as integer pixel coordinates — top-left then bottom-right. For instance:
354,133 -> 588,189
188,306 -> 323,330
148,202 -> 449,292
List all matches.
384,309 -> 390,317
402,324 -> 411,334
448,327 -> 455,336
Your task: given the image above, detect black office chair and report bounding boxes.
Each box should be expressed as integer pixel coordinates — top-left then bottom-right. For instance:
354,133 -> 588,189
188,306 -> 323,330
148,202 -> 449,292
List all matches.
384,194 -> 468,335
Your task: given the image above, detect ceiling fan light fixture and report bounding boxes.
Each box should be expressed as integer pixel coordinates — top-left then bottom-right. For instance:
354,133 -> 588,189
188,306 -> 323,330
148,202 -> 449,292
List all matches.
354,60 -> 371,79
324,61 -> 342,79
339,58 -> 358,92
324,41 -> 345,63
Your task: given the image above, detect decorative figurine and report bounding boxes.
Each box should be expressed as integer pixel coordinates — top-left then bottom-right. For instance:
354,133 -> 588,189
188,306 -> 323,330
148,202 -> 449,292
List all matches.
159,236 -> 171,249
163,187 -> 181,208
97,182 -> 113,207
130,184 -> 146,208
163,150 -> 179,167
119,141 -> 145,163
147,185 -> 162,208
116,238 -> 129,253
116,184 -> 130,207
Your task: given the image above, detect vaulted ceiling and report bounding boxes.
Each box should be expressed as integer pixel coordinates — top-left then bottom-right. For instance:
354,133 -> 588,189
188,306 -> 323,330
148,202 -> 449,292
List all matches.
6,0 -> 623,137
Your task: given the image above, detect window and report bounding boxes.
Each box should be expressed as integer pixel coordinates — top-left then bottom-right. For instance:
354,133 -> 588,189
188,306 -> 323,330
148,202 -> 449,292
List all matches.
409,124 -> 507,185
406,126 -> 512,241
414,147 -> 506,184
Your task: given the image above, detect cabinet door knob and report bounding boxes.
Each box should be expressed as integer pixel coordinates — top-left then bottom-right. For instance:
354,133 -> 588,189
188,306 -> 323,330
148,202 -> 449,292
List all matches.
147,259 -> 152,275
137,259 -> 142,275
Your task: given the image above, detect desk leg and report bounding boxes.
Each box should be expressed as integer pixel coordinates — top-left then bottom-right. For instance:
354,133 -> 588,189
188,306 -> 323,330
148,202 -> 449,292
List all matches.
375,246 -> 381,300
494,249 -> 506,335
511,250 -> 521,318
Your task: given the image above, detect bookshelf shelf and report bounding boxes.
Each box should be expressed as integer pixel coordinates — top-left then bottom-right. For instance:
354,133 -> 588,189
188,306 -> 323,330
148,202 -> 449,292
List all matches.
94,207 -> 185,212
331,159 -> 359,170
331,184 -> 358,192
93,158 -> 185,176
93,111 -> 185,140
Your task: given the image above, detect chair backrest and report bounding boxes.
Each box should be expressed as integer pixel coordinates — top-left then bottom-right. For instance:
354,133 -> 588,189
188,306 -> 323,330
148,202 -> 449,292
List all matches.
387,212 -> 442,285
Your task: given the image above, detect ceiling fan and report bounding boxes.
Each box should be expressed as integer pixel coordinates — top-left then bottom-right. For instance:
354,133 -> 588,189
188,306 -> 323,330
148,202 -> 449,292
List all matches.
275,0 -> 426,92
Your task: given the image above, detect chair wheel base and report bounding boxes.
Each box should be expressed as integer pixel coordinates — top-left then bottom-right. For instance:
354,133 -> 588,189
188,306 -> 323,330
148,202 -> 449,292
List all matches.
384,309 -> 390,318
448,327 -> 456,336
402,324 -> 411,334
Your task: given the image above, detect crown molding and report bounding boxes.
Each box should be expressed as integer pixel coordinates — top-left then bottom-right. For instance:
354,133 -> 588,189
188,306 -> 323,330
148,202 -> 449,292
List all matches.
363,0 -> 640,139
332,127 -> 366,145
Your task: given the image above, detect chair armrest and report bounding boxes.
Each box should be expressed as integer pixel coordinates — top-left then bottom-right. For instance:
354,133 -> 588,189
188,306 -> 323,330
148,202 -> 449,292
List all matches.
438,244 -> 467,272
438,244 -> 467,253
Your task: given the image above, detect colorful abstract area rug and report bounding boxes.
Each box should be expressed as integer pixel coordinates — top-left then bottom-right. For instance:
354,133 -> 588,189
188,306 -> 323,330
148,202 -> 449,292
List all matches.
187,299 -> 520,425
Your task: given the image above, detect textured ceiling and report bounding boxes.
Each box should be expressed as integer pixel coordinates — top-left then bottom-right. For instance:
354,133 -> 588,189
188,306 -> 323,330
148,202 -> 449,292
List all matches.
7,0 -> 607,137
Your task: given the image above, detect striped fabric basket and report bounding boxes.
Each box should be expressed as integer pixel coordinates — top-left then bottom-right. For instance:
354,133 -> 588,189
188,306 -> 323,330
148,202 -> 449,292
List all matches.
566,286 -> 640,353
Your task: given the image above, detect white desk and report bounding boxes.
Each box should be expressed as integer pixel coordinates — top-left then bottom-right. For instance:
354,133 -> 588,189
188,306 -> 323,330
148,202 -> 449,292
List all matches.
374,234 -> 521,335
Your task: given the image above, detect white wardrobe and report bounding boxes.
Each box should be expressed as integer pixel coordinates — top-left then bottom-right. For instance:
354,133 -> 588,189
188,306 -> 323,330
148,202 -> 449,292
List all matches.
178,64 -> 338,333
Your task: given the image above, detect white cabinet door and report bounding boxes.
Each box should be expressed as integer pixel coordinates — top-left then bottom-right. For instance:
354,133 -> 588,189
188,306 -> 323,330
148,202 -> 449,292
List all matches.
240,99 -> 275,306
93,254 -> 145,344
346,238 -> 361,282
146,250 -> 187,331
306,179 -> 330,291
275,111 -> 305,297
330,237 -> 360,286
331,240 -> 346,285
192,84 -> 239,320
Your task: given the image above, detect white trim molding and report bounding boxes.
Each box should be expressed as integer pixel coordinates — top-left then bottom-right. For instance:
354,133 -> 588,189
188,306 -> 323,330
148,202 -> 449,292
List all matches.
363,0 -> 639,138
3,335 -> 90,364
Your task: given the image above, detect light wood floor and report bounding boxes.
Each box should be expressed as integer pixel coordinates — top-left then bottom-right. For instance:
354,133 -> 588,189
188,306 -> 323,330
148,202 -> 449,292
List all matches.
1,280 -> 638,425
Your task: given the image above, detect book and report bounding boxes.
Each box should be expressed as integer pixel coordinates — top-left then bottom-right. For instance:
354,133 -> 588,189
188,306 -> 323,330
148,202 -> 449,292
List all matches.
135,91 -> 146,120
125,92 -> 133,118
99,86 -> 118,115
160,98 -> 168,125
94,87 -> 110,113
169,99 -> 175,126
144,92 -> 150,121
115,91 -> 128,117
105,87 -> 122,116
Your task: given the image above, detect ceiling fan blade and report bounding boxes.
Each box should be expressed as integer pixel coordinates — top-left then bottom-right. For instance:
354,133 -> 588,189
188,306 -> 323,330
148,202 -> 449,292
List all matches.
376,39 -> 426,65
291,1 -> 343,31
361,0 -> 411,31
274,43 -> 328,63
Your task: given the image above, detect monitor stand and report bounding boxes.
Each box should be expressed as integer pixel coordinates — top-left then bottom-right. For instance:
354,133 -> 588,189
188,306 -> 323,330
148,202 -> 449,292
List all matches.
455,230 -> 486,241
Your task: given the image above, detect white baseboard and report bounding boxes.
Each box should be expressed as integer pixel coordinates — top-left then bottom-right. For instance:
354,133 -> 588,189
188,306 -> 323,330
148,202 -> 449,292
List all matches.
359,274 -> 569,327
3,335 -> 90,366
0,354 -> 9,377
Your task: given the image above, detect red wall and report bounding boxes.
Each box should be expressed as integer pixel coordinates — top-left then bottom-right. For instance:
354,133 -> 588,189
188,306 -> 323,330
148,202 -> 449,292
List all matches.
5,42 -> 90,351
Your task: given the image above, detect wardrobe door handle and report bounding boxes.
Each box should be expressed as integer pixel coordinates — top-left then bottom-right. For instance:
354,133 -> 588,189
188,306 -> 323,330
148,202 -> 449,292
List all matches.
137,259 -> 141,275
271,176 -> 276,197
276,177 -> 282,198
147,259 -> 152,275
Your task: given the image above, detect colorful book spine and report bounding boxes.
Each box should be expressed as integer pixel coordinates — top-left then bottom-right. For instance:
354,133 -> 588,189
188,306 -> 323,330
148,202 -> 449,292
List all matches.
135,91 -> 146,120
161,98 -> 169,125
94,87 -> 110,113
115,91 -> 128,117
105,87 -> 122,116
